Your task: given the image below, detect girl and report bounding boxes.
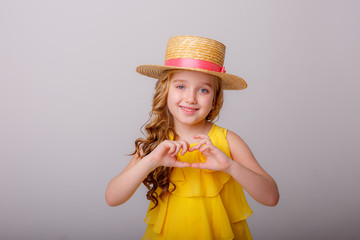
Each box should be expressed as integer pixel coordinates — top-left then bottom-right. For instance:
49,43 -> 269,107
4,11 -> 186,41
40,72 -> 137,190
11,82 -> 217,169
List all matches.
105,35 -> 279,240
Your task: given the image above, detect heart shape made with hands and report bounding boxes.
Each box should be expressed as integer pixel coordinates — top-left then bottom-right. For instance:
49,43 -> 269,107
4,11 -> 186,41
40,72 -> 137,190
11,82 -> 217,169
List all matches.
176,145 -> 217,173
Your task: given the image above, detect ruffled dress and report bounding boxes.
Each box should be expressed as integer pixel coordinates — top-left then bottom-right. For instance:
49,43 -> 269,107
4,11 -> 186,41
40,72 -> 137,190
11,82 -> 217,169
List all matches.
142,124 -> 253,240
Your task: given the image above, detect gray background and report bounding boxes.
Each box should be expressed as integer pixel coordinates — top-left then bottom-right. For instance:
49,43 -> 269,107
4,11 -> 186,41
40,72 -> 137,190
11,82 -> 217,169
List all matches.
1,0 -> 359,239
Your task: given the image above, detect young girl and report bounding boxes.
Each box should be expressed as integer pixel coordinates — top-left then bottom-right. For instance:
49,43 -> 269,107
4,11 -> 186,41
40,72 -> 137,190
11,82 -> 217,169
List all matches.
106,35 -> 279,239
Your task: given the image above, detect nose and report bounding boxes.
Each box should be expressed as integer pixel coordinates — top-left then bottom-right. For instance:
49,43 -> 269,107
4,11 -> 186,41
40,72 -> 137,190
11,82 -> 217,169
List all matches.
184,90 -> 197,104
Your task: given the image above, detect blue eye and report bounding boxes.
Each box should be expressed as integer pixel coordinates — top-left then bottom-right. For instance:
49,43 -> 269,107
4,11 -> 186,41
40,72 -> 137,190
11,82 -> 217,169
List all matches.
199,88 -> 208,93
177,85 -> 185,90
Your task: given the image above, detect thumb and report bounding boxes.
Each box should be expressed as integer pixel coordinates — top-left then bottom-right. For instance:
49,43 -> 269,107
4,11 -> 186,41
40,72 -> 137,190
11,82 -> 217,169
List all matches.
191,162 -> 206,169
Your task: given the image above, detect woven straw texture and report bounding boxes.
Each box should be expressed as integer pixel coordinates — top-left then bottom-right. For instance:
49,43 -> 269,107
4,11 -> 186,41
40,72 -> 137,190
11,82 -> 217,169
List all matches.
136,36 -> 247,90
165,36 -> 226,66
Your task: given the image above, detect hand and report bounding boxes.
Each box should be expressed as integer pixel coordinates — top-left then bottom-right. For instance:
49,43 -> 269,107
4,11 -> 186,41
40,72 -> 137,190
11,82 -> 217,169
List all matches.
189,134 -> 232,171
148,140 -> 191,169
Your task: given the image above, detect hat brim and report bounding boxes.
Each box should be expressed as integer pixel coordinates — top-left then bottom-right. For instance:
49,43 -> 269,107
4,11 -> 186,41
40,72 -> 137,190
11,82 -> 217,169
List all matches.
136,65 -> 247,90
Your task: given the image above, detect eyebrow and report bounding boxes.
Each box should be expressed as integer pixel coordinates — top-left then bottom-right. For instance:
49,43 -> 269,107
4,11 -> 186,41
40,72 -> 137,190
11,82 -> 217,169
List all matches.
171,79 -> 214,88
171,79 -> 186,84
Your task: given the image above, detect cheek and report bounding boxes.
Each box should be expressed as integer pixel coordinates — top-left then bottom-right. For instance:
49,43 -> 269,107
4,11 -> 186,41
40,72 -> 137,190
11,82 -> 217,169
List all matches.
167,90 -> 181,102
202,94 -> 215,108
167,91 -> 178,108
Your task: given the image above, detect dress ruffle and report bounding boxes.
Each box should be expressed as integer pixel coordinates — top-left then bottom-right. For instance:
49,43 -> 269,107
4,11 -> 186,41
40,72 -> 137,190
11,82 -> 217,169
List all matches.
169,150 -> 231,197
143,124 -> 253,240
144,178 -> 253,239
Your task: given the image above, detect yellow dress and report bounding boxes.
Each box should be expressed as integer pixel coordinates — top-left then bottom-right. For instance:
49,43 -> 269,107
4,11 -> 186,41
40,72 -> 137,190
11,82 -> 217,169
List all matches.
142,124 -> 253,240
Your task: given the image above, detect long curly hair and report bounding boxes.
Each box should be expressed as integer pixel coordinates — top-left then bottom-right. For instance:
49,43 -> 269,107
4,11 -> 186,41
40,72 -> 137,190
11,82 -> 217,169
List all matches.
132,70 -> 224,209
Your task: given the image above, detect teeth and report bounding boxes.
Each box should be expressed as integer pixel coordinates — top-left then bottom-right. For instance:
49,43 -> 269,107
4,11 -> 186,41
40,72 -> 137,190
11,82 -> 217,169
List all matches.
181,106 -> 197,111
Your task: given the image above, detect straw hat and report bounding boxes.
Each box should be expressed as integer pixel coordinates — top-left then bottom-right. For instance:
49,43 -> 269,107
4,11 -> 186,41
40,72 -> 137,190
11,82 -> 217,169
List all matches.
136,35 -> 247,90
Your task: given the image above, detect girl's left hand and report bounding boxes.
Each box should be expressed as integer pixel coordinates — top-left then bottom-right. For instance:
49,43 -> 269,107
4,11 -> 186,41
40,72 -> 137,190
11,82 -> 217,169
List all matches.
189,134 -> 232,172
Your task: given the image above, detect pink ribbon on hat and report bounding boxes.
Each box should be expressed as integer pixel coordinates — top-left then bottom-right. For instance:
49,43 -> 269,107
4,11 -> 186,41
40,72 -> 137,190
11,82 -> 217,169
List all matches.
165,58 -> 226,73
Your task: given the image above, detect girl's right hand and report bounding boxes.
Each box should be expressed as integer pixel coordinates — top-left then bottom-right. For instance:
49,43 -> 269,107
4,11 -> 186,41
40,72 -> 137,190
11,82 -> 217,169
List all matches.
147,140 -> 191,169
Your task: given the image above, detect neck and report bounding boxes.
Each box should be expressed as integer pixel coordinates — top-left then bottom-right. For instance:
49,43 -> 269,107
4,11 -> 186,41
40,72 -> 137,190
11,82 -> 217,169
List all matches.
173,121 -> 212,143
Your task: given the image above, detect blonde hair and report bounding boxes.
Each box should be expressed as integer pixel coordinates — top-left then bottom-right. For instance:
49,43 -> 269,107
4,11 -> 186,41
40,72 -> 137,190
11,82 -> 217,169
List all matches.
132,70 -> 223,209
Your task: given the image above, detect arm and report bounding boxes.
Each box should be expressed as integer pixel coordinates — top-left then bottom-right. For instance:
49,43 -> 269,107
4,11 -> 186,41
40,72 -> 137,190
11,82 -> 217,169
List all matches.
105,140 -> 191,207
226,130 -> 279,206
105,153 -> 156,207
190,131 -> 279,206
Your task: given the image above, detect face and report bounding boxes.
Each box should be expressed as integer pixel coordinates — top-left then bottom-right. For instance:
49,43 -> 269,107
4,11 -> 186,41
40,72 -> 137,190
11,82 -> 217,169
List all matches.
167,70 -> 216,128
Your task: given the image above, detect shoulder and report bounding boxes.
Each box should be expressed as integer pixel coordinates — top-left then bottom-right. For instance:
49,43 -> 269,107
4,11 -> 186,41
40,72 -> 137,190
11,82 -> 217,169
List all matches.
227,130 -> 247,147
209,124 -> 249,158
211,124 -> 242,144
226,129 -> 256,164
210,125 -> 254,164
226,129 -> 270,175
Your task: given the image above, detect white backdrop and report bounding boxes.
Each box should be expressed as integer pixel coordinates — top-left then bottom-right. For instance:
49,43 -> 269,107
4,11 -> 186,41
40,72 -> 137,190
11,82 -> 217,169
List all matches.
1,0 -> 359,239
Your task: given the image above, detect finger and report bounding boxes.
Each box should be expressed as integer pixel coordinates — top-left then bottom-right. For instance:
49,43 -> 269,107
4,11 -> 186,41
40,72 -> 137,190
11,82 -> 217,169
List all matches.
199,140 -> 215,152
166,142 -> 177,155
199,144 -> 211,153
189,143 -> 201,152
190,139 -> 207,151
189,144 -> 199,152
178,140 -> 190,155
173,160 -> 191,168
172,142 -> 182,156
193,134 -> 210,140
188,145 -> 195,152
190,162 -> 206,169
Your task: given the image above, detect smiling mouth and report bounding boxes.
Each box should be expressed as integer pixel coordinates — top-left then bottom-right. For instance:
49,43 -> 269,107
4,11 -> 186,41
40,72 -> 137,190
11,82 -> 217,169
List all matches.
180,106 -> 199,112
